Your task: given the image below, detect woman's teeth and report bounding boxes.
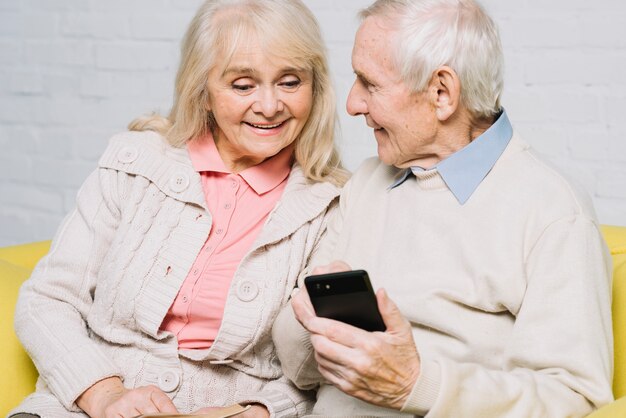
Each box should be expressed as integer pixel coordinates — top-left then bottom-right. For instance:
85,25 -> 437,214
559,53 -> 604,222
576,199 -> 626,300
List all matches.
247,122 -> 283,129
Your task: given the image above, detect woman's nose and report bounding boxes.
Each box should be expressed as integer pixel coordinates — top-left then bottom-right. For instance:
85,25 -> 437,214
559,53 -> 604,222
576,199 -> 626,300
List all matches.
251,88 -> 284,117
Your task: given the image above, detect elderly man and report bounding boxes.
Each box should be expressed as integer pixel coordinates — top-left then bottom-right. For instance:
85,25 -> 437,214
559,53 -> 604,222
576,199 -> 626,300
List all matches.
272,0 -> 614,417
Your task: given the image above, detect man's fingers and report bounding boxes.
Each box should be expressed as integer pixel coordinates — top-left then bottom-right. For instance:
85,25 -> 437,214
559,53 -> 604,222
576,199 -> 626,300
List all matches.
309,325 -> 377,373
307,315 -> 374,348
291,288 -> 316,327
317,361 -> 349,388
376,288 -> 410,333
310,260 -> 352,276
311,333 -> 351,368
297,261 -> 353,328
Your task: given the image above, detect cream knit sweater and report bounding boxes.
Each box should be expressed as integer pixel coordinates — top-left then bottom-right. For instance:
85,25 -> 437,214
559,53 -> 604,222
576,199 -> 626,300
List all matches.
11,131 -> 340,418
273,134 -> 613,417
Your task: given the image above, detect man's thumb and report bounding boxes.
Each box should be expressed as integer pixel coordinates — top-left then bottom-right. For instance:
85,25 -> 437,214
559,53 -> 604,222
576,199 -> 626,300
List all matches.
376,288 -> 408,332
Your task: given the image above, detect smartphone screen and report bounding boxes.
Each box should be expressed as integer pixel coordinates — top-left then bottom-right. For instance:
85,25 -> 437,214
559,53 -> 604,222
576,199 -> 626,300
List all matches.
304,269 -> 386,332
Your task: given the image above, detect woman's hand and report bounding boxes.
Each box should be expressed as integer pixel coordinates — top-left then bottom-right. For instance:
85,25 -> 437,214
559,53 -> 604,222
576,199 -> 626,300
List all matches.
77,376 -> 178,418
194,403 -> 270,418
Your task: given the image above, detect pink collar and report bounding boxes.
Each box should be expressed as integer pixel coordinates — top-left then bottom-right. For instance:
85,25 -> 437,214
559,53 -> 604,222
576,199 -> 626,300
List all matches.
187,133 -> 293,195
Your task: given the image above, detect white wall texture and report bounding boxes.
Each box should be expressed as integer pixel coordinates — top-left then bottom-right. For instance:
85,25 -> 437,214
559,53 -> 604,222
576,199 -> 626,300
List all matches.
1,0 -> 625,246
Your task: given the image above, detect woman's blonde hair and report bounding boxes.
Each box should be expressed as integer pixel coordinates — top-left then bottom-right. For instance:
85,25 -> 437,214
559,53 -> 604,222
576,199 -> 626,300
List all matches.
129,0 -> 348,186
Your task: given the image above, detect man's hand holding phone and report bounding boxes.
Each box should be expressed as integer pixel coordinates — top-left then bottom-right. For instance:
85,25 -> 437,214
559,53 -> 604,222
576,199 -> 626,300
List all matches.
291,261 -> 422,411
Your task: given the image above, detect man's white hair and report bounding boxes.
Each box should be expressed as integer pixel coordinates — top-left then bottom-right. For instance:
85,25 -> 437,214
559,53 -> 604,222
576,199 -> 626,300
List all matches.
361,0 -> 503,118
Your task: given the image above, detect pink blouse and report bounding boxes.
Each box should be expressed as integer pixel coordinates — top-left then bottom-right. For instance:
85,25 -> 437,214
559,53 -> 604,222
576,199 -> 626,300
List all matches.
160,135 -> 292,349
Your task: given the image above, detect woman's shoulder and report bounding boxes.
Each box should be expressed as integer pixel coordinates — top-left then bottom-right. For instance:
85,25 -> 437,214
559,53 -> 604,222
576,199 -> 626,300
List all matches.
95,131 -> 204,205
286,163 -> 342,200
98,130 -> 191,172
100,130 -> 176,158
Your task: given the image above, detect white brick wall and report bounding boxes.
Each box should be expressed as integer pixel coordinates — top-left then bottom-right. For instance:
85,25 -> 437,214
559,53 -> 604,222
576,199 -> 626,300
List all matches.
1,0 -> 625,246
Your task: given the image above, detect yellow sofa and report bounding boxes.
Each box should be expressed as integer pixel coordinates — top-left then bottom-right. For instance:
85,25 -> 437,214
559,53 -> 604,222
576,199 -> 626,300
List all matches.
1,227 -> 626,417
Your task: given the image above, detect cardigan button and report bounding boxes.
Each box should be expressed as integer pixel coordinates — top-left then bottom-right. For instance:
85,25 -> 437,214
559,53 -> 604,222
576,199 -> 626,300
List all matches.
169,172 -> 190,193
158,370 -> 180,392
117,146 -> 138,163
236,280 -> 258,302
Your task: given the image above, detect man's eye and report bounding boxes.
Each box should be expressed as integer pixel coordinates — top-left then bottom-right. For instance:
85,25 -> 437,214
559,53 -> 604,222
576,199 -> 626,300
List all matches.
355,78 -> 370,92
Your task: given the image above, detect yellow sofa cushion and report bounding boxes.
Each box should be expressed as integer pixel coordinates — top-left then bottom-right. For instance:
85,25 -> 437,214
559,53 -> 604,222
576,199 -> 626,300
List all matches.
2,228 -> 626,416
613,260 -> 626,399
587,395 -> 626,418
601,225 -> 626,399
0,259 -> 39,418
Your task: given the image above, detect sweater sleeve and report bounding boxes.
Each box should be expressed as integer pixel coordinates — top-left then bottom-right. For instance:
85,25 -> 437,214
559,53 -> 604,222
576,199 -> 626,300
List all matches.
236,374 -> 315,418
14,167 -> 124,411
238,197 -> 341,416
271,175 -> 353,391
403,215 -> 614,417
272,303 -> 322,390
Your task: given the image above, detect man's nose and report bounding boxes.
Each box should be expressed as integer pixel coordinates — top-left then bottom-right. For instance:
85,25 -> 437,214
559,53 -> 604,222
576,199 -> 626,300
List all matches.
346,82 -> 366,116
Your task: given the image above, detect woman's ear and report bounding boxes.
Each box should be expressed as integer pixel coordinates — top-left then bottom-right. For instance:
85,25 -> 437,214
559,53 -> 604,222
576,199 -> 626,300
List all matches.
431,66 -> 461,122
203,88 -> 212,112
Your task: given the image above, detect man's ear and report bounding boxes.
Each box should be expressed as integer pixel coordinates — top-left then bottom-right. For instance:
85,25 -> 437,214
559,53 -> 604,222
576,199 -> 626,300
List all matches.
430,66 -> 461,122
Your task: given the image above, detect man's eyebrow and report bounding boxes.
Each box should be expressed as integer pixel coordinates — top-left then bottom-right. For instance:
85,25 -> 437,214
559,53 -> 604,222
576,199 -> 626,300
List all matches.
354,71 -> 372,85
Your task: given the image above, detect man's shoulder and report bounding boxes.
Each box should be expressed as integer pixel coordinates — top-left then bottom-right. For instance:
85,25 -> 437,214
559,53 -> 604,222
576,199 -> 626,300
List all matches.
494,134 -> 596,219
349,156 -> 402,188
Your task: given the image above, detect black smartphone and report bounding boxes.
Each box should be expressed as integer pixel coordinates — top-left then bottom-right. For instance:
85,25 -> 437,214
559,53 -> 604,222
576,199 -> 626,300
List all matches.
304,269 -> 386,332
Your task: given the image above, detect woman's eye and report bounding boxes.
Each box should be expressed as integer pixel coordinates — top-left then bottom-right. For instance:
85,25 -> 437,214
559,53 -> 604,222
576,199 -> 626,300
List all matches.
233,84 -> 254,91
279,79 -> 301,89
232,78 -> 255,92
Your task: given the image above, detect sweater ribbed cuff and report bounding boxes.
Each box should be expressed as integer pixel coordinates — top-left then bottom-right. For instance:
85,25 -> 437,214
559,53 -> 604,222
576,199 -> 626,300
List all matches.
237,389 -> 303,418
46,343 -> 121,411
401,359 -> 441,415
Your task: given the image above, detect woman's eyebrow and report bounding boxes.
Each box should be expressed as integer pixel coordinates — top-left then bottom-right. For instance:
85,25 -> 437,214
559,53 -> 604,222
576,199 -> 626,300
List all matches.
222,66 -> 256,77
222,66 -> 308,77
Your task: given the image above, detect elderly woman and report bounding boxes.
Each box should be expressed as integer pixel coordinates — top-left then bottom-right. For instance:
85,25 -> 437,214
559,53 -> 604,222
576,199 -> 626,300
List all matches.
9,1 -> 348,417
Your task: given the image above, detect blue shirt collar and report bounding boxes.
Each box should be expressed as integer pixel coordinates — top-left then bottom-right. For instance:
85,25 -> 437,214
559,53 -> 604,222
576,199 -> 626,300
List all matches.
390,109 -> 513,204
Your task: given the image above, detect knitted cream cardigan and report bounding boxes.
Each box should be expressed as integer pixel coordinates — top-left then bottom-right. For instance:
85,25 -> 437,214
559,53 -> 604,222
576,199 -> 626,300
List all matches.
13,131 -> 340,417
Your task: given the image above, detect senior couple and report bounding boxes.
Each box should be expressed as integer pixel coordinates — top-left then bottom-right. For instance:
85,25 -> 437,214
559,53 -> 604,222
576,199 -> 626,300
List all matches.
10,0 -> 612,417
